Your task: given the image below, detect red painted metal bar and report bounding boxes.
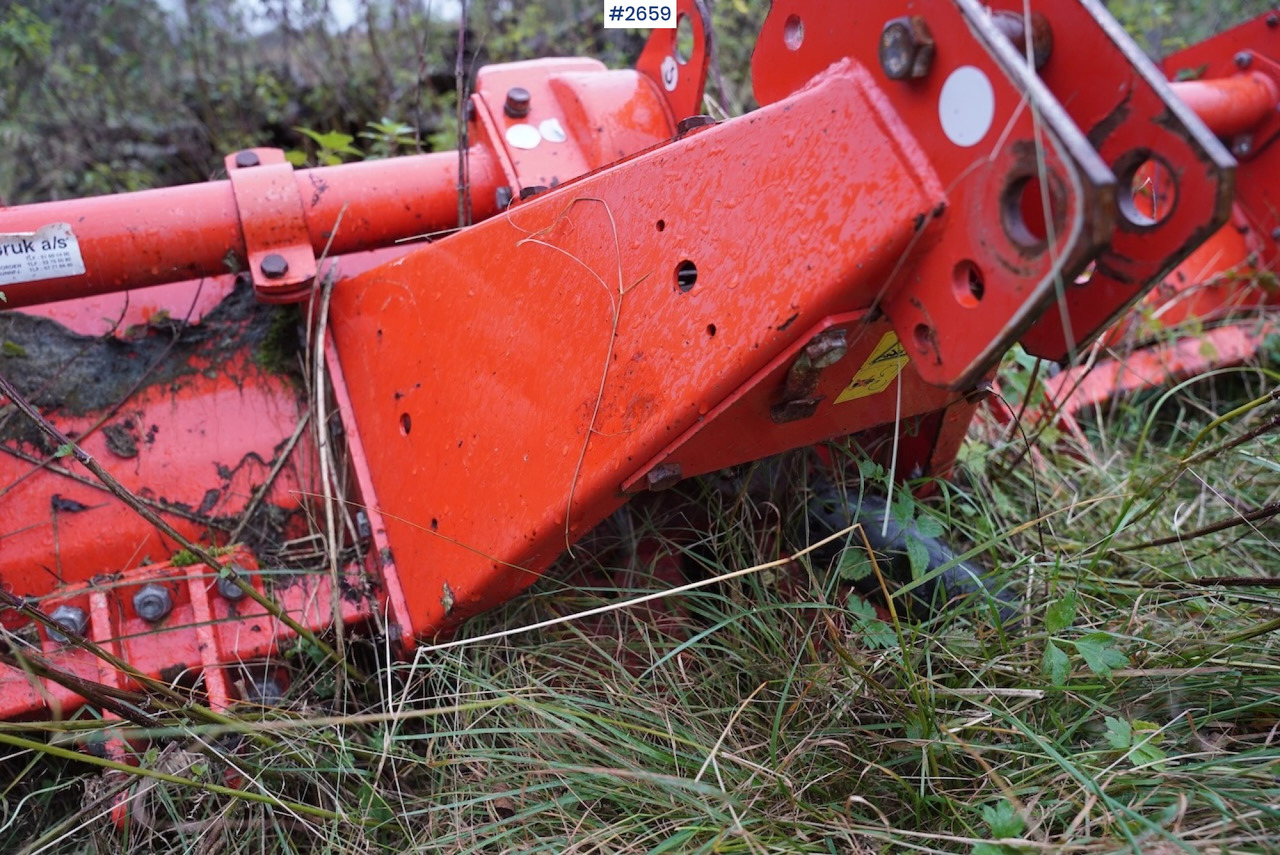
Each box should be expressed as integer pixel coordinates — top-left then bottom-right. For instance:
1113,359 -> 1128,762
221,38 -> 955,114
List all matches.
0,148 -> 502,309
1172,73 -> 1280,138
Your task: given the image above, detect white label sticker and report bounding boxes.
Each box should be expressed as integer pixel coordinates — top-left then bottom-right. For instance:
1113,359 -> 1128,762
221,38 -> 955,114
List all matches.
538,118 -> 567,143
0,223 -> 85,286
660,55 -> 679,92
938,66 -> 995,148
505,123 -> 542,150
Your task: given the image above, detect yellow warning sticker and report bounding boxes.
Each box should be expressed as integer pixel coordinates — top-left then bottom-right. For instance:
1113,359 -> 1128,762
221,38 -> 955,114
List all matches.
834,331 -> 910,404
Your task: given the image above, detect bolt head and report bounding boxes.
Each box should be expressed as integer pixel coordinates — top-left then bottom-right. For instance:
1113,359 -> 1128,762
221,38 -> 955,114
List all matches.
234,150 -> 261,168
504,87 -> 532,119
260,253 -> 289,279
645,463 -> 683,491
879,17 -> 934,81
1235,51 -> 1254,69
675,115 -> 717,138
217,566 -> 249,602
1233,135 -> 1254,157
133,583 -> 174,623
48,605 -> 88,643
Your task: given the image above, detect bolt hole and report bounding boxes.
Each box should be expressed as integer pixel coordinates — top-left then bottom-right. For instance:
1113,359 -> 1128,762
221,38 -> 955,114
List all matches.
656,219 -> 666,232
399,413 -> 411,435
676,260 -> 698,292
706,323 -> 717,337
675,14 -> 694,65
1118,153 -> 1176,228
913,323 -> 932,350
1000,173 -> 1066,249
784,14 -> 804,51
952,260 -> 984,308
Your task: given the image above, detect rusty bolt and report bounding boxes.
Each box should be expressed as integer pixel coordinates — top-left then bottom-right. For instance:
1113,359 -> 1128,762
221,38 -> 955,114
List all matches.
504,87 -> 531,119
133,583 -> 173,623
234,150 -> 260,168
645,463 -> 683,491
1235,51 -> 1254,69
990,10 -> 1054,70
260,253 -> 289,279
804,329 -> 848,369
217,566 -> 249,602
879,17 -> 935,81
676,115 -> 718,138
48,605 -> 88,643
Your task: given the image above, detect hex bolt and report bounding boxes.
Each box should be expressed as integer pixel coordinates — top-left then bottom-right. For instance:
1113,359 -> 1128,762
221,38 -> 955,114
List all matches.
356,510 -> 372,542
234,150 -> 261,168
804,329 -> 848,369
495,186 -> 514,210
1235,51 -> 1254,69
217,565 -> 249,602
990,10 -> 1054,70
48,605 -> 88,643
132,583 -> 173,623
879,16 -> 935,81
504,87 -> 532,119
645,462 -> 683,491
519,185 -> 549,201
260,253 -> 289,279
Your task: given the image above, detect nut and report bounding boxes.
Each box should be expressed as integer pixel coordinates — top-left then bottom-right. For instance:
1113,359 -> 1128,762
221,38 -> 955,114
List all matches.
234,150 -> 260,168
48,605 -> 88,643
260,253 -> 289,279
879,16 -> 935,81
217,565 -> 250,602
504,87 -> 531,119
133,583 -> 173,623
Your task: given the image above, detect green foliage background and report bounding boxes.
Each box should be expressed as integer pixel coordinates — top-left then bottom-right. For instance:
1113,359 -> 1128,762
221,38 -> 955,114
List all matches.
2,0 -> 1272,206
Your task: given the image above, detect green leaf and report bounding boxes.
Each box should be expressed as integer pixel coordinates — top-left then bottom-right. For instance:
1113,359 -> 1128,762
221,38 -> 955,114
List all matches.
846,595 -> 896,649
54,443 -> 74,458
914,513 -> 945,539
836,547 -> 874,582
891,489 -> 916,527
905,536 -> 930,580
357,781 -> 394,824
1042,641 -> 1070,686
1075,633 -> 1129,679
857,458 -> 883,481
1104,715 -> 1132,750
981,799 -> 1024,839
1044,591 -> 1077,634
284,149 -> 308,167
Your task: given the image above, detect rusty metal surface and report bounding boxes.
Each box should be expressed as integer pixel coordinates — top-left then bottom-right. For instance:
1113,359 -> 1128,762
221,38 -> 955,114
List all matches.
751,0 -> 1116,391
327,63 -> 950,637
1014,0 -> 1236,362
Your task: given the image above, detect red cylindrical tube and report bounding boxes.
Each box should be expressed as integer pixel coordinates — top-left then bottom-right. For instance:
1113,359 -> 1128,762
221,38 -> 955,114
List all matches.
1172,72 -> 1280,138
0,147 -> 502,309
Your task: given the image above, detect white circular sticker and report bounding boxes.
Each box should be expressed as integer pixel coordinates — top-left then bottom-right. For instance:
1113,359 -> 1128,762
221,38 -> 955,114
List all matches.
938,66 -> 995,148
660,55 -> 679,92
505,124 -> 542,150
538,118 -> 567,143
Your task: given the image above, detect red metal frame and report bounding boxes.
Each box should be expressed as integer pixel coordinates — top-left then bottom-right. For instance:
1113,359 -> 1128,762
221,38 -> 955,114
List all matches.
0,1 -> 1255,724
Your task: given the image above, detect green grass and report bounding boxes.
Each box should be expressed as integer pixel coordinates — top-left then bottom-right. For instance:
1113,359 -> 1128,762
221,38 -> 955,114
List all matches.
2,355 -> 1279,853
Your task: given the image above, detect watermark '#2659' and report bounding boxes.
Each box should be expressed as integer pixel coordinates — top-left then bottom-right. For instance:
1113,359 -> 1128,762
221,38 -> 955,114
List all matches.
603,1 -> 677,28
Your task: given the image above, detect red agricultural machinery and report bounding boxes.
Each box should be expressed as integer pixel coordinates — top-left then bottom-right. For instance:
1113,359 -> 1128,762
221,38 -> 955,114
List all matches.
0,0 -> 1276,736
